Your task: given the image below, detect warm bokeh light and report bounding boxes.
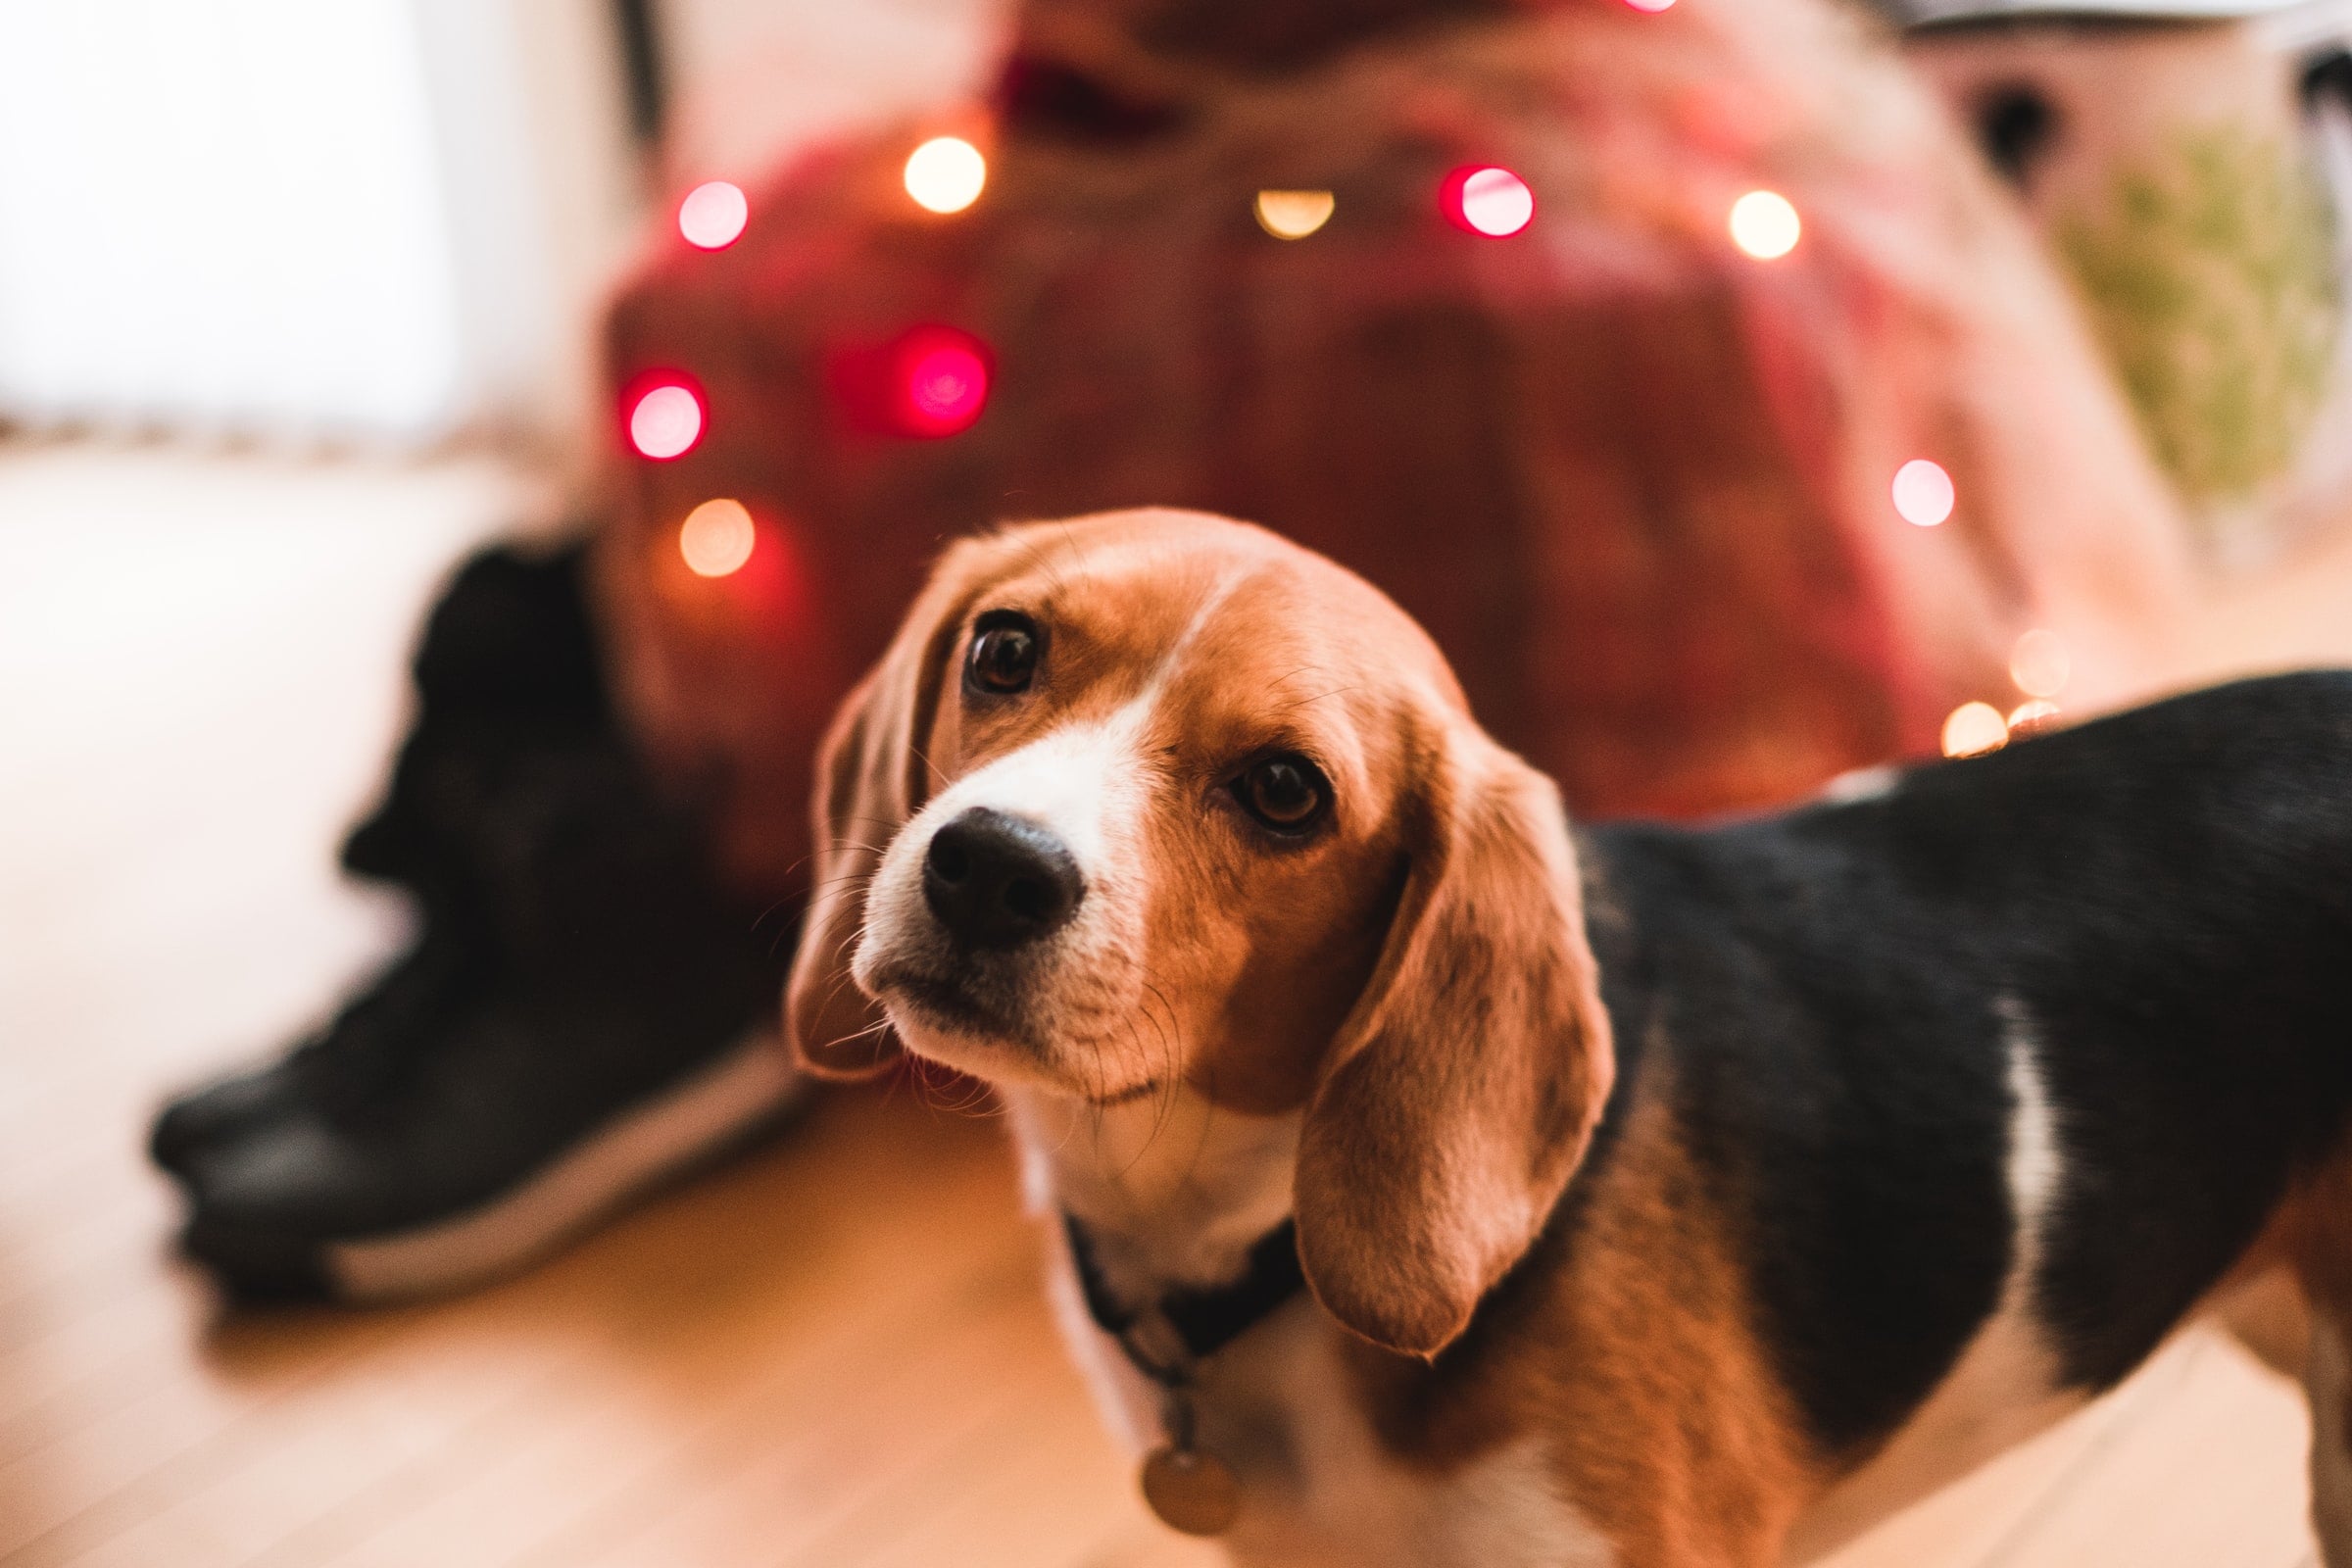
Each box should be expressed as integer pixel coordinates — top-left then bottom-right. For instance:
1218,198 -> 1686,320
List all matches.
679,498 -> 757,577
1941,701 -> 2010,759
904,136 -> 987,215
1445,166 -> 1535,238
1891,459 -> 1955,527
678,180 -> 748,249
2008,698 -> 2062,735
2010,628 -> 2071,698
626,381 -> 704,461
1255,190 -> 1336,239
1730,190 -> 1801,260
1625,0 -> 1676,10
899,329 -> 991,435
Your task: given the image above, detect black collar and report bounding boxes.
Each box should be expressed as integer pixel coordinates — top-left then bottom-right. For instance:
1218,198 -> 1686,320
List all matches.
1062,1213 -> 1305,1386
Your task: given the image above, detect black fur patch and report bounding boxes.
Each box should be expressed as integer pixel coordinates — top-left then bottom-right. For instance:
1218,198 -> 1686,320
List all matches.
1581,671 -> 2352,1459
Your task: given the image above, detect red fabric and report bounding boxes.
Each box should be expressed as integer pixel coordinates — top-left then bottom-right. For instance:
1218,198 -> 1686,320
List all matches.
595,0 -> 2194,894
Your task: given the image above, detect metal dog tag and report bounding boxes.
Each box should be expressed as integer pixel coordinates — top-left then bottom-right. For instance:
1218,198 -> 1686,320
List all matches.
1141,1443 -> 1241,1536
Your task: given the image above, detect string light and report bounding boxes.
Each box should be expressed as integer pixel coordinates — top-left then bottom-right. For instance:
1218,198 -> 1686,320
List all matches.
905,136 -> 987,214
1891,459 -> 1955,527
1730,190 -> 1801,260
1941,701 -> 2009,759
2008,698 -> 2062,735
1255,190 -> 1336,239
679,499 -> 756,577
1444,166 -> 1535,237
2009,628 -> 2070,698
678,181 -> 748,249
897,327 -> 991,435
625,379 -> 704,461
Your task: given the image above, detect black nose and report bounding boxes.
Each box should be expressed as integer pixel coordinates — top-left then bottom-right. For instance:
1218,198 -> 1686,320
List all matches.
921,808 -> 1086,951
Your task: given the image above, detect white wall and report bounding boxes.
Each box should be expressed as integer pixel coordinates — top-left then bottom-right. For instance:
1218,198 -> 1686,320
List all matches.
657,0 -> 1003,183
0,0 -> 640,451
0,0 -> 1016,452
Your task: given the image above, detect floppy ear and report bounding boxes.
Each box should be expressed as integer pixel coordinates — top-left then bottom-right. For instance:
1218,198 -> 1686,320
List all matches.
785,542 -> 994,1077
1294,724 -> 1616,1358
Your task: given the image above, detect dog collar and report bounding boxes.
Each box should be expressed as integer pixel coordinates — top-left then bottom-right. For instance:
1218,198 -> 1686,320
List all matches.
1061,1212 -> 1305,1382
1061,1212 -> 1304,1538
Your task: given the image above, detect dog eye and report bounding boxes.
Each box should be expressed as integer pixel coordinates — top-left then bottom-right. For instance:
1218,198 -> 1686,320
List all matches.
966,614 -> 1039,695
1236,754 -> 1328,833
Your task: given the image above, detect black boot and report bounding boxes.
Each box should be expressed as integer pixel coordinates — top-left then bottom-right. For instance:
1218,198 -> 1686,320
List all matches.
152,540 -> 804,1302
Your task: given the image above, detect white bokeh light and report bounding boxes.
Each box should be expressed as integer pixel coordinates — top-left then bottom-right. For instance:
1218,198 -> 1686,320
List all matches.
1254,190 -> 1336,240
628,383 -> 703,460
2008,698 -> 2062,735
1891,459 -> 1956,527
1730,190 -> 1801,260
1456,167 -> 1535,238
904,136 -> 986,215
1941,702 -> 2009,759
680,498 -> 756,576
678,180 -> 748,249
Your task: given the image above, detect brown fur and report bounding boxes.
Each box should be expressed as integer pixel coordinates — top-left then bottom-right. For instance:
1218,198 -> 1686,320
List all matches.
1535,1099 -> 1818,1565
1335,1071 -> 1824,1564
786,511 -> 1836,1566
787,509 -> 2302,1564
790,540 -> 1001,1076
788,511 -> 1614,1354
1295,712 -> 1614,1356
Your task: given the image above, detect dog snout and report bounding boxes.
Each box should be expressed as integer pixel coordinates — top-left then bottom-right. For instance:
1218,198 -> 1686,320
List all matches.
921,808 -> 1086,951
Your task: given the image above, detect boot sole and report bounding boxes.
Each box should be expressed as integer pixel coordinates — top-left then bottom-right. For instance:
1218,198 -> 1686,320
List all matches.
186,1032 -> 806,1303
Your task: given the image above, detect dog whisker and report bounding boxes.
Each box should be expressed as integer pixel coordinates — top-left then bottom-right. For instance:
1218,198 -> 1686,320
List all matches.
905,738 -> 948,794
1138,976 -> 1186,1154
821,836 -> 891,858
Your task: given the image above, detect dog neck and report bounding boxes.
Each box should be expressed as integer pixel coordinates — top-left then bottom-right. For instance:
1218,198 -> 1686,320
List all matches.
1003,1082 -> 1300,1303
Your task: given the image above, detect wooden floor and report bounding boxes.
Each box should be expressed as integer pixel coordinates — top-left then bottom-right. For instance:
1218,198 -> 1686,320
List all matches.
2,441 -> 2347,1566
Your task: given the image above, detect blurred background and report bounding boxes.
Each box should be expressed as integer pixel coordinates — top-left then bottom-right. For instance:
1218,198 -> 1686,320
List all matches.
6,0 -> 2352,1564
0,0 -> 996,450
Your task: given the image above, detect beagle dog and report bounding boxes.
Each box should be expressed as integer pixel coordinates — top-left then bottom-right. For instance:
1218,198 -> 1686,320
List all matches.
786,508 -> 2352,1566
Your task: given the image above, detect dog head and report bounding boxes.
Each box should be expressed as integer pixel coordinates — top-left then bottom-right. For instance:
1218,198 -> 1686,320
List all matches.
787,508 -> 1614,1356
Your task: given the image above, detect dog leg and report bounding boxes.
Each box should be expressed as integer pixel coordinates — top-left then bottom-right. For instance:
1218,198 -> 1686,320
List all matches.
2216,1266 -> 2314,1383
2304,1304 -> 2352,1567
2291,1158 -> 2352,1566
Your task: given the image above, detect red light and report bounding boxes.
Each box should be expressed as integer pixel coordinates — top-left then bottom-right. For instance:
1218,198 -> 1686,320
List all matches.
829,325 -> 995,438
622,374 -> 705,461
1442,166 -> 1534,237
895,327 -> 991,437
